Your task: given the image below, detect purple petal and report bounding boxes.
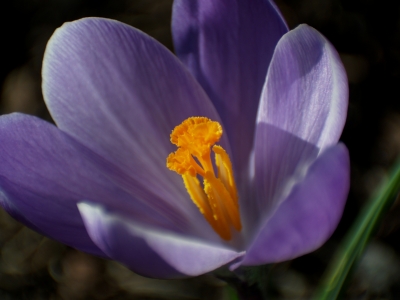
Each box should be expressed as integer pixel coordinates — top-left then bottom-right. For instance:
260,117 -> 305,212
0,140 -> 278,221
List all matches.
240,144 -> 350,266
242,124 -> 319,237
78,202 -> 244,278
42,17 -> 225,236
258,24 -> 348,150
0,113 -> 120,256
246,25 -> 348,237
172,0 -> 288,174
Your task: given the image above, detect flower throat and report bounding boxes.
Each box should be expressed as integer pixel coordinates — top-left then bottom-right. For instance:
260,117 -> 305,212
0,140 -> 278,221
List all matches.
166,117 -> 241,240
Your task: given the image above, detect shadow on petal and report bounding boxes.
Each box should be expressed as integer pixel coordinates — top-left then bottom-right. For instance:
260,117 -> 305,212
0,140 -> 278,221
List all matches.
240,144 -> 350,266
241,123 -> 319,241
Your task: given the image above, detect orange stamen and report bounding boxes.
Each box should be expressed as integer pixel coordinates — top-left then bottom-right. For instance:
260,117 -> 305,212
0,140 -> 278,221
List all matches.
166,117 -> 241,240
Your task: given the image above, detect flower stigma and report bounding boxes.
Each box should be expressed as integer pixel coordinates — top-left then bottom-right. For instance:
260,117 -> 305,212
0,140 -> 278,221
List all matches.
166,117 -> 242,240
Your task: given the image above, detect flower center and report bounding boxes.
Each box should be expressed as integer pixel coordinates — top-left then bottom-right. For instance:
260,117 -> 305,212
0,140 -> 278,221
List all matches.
166,117 -> 242,240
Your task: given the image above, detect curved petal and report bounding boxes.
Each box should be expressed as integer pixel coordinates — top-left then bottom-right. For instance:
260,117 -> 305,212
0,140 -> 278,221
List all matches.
42,17 -> 224,235
242,124 -> 319,237
0,113 -> 123,256
78,202 -> 244,278
257,24 -> 348,150
172,0 -> 288,174
240,144 -> 350,266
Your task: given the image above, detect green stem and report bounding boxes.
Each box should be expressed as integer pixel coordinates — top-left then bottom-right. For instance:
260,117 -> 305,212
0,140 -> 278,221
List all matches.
313,160 -> 400,299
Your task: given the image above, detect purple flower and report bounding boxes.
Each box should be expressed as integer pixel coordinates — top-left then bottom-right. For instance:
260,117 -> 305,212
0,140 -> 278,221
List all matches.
0,0 -> 349,278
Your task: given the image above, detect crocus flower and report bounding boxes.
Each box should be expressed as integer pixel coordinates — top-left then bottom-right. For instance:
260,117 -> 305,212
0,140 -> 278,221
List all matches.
0,0 -> 349,278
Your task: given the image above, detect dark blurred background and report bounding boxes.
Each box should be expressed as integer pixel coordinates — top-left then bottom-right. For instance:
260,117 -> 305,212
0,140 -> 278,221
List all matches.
1,0 -> 400,299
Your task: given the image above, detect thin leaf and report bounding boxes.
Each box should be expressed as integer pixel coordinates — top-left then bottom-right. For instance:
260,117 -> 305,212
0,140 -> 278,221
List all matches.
313,159 -> 400,299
